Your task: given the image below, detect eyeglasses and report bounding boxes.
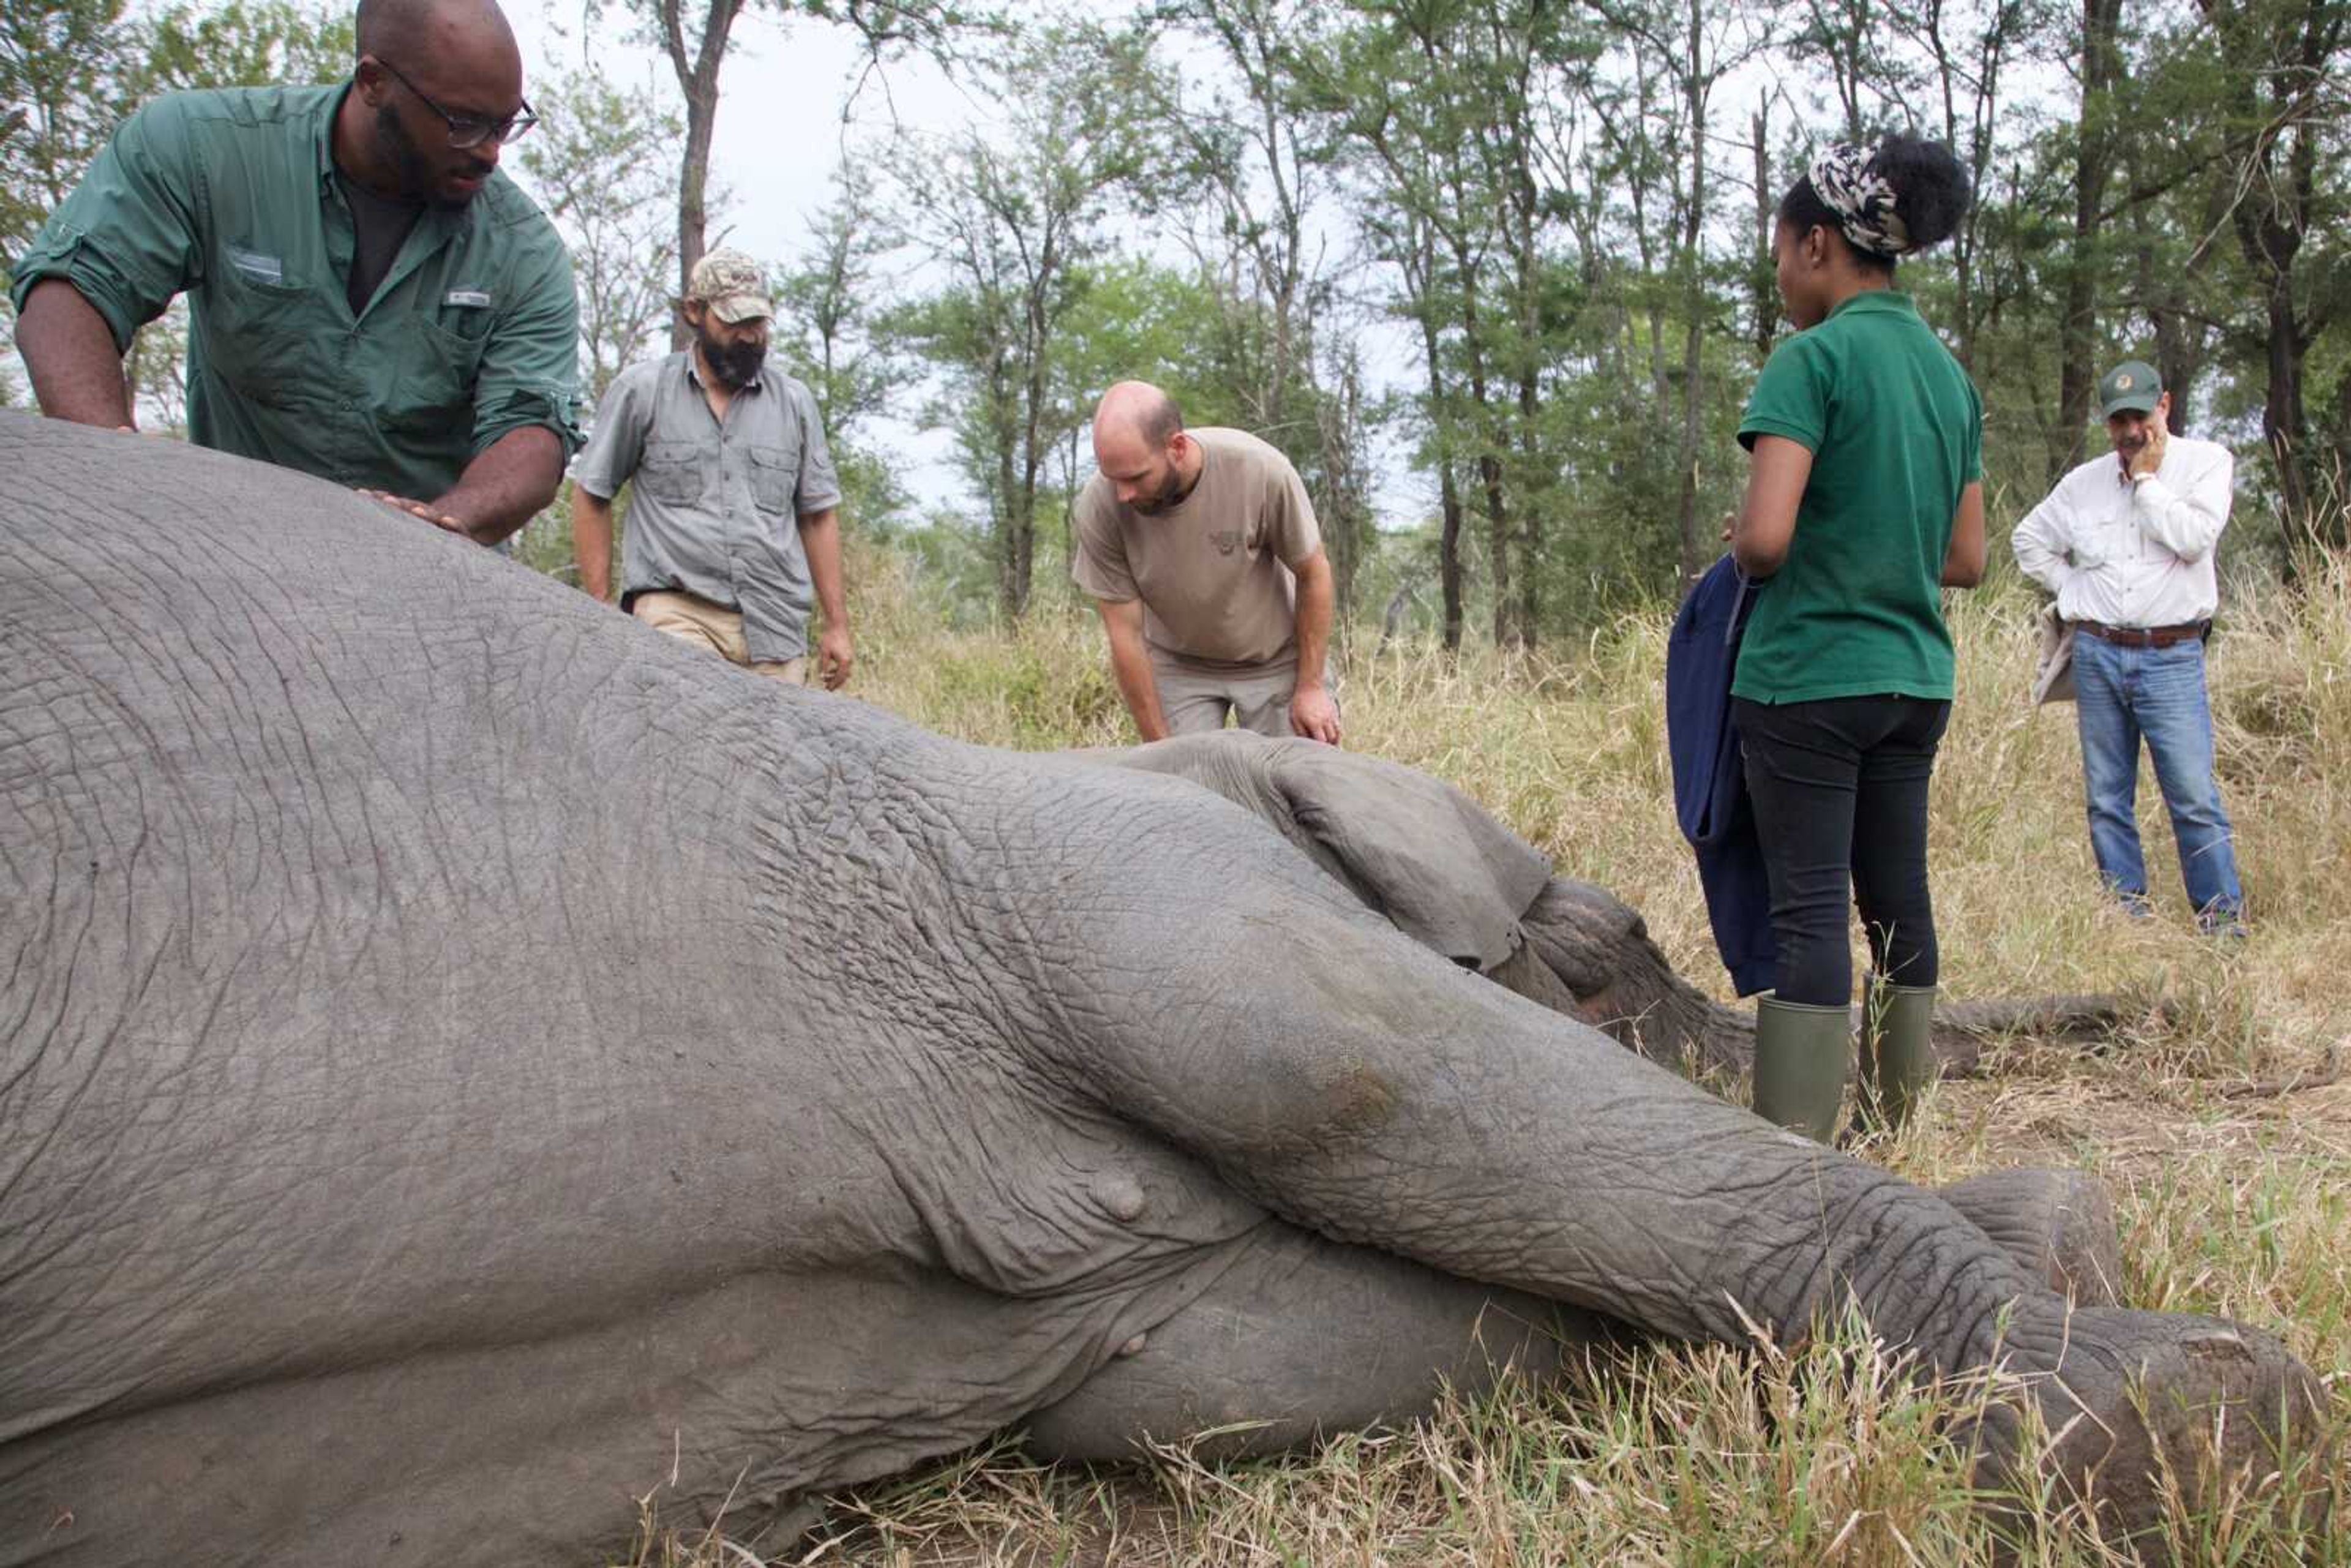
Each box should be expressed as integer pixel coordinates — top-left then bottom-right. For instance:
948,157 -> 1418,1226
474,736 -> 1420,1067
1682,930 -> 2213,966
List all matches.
371,57 -> 537,149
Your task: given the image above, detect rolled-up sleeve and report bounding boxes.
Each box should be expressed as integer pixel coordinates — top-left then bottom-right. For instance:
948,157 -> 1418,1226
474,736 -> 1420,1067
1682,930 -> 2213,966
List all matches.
789,383 -> 842,514
10,97 -> 203,349
470,232 -> 582,460
2010,481 -> 2078,596
2133,446 -> 2232,563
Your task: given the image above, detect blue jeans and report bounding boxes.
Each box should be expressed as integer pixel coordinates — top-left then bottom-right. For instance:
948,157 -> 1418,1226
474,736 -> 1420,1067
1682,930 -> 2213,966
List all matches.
2071,632 -> 2243,924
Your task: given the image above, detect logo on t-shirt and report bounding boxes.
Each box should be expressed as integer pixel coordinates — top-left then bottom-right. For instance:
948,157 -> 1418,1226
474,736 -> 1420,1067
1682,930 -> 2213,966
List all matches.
1210,529 -> 1241,556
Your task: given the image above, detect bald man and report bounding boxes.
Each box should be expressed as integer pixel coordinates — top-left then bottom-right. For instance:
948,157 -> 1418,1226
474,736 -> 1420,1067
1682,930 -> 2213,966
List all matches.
1073,383 -> 1342,745
12,0 -> 579,547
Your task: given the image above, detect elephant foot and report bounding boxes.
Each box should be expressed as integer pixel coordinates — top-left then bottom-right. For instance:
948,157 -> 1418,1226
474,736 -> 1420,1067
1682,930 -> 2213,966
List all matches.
1937,1169 -> 2124,1308
1965,1302 -> 2331,1559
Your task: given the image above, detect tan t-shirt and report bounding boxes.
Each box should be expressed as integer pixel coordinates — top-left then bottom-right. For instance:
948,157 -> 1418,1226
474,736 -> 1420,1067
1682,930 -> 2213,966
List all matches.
1071,427 -> 1322,671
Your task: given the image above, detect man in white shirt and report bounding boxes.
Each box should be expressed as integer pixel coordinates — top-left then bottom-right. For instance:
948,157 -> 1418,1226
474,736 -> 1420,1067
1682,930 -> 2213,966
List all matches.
2012,360 -> 2244,931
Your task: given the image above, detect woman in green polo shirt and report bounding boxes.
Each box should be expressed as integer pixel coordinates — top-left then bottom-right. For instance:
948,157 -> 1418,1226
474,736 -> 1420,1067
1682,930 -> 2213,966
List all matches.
1728,135 -> 1987,1142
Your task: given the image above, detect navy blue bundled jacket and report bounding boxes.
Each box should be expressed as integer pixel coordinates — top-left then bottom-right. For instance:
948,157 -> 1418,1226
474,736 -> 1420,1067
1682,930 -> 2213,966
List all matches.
1665,555 -> 1776,996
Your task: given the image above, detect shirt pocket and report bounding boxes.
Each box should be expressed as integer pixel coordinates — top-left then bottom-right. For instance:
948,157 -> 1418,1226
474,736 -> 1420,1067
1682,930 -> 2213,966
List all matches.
380,318 -> 486,435
638,438 -> 708,505
747,445 -> 800,514
201,255 -> 328,410
2072,508 -> 2135,570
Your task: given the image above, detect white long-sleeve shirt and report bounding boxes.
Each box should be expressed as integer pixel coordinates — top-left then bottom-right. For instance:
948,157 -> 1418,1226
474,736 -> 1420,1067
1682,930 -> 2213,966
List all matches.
2011,433 -> 2234,628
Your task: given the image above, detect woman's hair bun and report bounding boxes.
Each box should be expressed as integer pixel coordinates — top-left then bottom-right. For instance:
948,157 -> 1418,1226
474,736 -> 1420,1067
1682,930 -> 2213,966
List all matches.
1875,134 -> 1971,254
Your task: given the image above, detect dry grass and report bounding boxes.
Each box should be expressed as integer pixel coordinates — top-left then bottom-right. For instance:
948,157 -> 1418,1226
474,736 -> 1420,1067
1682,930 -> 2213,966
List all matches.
617,548 -> 2351,1566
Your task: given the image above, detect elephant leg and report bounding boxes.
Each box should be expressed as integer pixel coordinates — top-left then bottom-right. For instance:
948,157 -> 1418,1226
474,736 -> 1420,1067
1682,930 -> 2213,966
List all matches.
1022,1222 -> 1624,1465
3,1268 -> 1180,1568
1937,1168 -> 2124,1308
1052,893 -> 2323,1539
1025,1172 -> 2123,1467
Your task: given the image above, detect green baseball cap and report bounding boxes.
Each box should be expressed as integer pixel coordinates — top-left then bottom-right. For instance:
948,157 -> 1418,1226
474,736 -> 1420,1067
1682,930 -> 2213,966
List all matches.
2097,360 -> 2162,419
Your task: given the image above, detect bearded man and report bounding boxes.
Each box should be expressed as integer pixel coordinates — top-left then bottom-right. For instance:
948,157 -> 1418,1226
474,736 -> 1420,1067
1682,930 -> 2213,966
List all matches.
11,0 -> 580,547
1073,381 -> 1341,744
569,249 -> 852,689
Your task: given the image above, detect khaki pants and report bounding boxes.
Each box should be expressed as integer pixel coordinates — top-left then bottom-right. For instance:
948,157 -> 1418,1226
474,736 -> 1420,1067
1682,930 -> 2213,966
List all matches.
632,591 -> 806,686
1149,651 -> 1308,738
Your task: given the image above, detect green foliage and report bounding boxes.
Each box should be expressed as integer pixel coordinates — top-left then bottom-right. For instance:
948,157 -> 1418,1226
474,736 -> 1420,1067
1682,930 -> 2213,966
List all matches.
136,0 -> 350,95
9,0 -> 2347,645
773,162 -> 912,465
878,21 -> 1157,619
0,0 -> 134,259
515,62 -> 682,404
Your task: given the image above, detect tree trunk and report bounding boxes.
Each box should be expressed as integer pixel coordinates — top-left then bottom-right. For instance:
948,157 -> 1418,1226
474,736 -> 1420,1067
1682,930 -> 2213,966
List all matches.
1379,579 -> 1420,650
1517,368 -> 1541,645
657,0 -> 746,350
2051,0 -> 2122,482
1671,0 -> 1712,591
2200,0 -> 2338,555
1438,460 -> 1465,652
995,398 -> 1027,620
1750,104 -> 1776,364
1458,266 -> 1515,650
1316,348 -> 1369,621
1401,219 -> 1464,653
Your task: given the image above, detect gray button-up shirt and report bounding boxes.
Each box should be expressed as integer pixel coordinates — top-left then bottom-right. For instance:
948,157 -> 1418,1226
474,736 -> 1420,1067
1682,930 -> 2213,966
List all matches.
573,352 -> 842,662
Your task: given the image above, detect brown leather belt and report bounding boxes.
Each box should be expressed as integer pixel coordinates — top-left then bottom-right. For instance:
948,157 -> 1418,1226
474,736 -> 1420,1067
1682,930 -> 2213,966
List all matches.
2071,619 -> 2210,649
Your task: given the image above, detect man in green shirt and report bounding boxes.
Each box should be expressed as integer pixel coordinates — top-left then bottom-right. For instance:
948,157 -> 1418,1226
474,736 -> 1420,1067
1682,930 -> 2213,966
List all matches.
10,0 -> 579,547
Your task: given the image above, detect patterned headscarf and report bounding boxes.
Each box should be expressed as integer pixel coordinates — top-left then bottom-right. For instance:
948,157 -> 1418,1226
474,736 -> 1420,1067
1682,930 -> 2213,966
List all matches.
1807,143 -> 1911,258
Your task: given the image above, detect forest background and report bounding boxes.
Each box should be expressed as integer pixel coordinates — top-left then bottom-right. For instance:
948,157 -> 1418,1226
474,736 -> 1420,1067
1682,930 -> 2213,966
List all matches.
5,0 -> 2346,648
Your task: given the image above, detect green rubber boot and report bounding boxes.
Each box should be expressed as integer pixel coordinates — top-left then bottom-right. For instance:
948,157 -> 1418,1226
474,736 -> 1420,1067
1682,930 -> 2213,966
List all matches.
1752,994 -> 1851,1142
1858,979 -> 1938,1131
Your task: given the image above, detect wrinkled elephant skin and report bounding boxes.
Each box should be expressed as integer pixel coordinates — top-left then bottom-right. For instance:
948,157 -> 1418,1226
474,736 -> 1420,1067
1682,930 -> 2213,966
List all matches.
0,416 -> 2324,1566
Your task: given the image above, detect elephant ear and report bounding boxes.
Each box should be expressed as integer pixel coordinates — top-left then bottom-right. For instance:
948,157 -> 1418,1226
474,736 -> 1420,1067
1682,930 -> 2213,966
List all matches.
1263,741 -> 1552,972
1100,733 -> 1552,971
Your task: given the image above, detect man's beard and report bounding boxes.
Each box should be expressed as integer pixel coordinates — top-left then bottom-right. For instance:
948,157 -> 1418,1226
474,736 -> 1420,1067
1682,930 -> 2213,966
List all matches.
1127,467 -> 1188,515
373,102 -> 491,211
700,330 -> 767,390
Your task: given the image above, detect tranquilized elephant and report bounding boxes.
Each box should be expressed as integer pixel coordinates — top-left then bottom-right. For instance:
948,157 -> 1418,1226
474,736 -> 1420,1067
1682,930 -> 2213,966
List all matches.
0,415 -> 2324,1566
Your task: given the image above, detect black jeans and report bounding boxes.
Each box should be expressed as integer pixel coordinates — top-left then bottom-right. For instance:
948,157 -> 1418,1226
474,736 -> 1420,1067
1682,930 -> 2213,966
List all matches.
1732,695 -> 1952,1007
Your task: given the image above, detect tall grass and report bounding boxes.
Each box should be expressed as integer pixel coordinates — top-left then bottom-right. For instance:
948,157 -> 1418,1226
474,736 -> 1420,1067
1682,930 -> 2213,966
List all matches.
626,547 -> 2351,1566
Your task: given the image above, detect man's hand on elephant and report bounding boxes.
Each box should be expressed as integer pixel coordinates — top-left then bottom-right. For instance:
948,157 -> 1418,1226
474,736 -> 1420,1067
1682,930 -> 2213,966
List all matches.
358,489 -> 468,536
817,623 -> 854,691
1290,683 -> 1342,746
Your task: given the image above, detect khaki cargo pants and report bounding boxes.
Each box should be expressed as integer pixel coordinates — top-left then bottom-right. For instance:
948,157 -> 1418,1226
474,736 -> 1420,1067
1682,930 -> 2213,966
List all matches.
632,590 -> 806,686
1150,651 -> 1320,738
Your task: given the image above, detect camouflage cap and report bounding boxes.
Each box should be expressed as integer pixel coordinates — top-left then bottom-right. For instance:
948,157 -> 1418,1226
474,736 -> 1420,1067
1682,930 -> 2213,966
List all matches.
2097,360 -> 2162,419
684,248 -> 773,324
